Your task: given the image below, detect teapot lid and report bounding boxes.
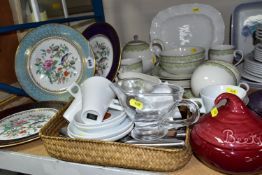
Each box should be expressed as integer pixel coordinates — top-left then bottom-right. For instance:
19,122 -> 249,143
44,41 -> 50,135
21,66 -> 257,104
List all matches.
193,93 -> 262,150
123,35 -> 149,50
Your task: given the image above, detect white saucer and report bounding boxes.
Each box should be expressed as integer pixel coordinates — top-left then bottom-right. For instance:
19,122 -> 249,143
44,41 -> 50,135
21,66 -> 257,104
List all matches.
241,69 -> 262,83
163,79 -> 191,89
152,65 -> 192,80
244,68 -> 262,78
74,109 -> 127,128
68,117 -> 134,140
103,124 -> 133,141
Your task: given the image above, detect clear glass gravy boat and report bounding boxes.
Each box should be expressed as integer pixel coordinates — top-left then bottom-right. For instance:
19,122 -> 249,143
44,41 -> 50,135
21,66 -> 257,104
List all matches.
110,78 -> 200,141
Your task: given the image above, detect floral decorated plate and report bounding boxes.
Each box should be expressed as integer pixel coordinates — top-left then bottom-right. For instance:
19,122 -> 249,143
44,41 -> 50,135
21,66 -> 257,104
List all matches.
0,101 -> 65,148
15,24 -> 95,101
82,22 -> 121,81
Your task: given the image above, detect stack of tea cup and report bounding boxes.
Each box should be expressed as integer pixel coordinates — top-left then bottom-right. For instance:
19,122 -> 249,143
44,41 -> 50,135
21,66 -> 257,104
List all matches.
63,76 -> 134,141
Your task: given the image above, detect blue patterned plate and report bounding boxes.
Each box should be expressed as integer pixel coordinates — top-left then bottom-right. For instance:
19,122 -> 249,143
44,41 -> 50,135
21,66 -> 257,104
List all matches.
82,22 -> 120,81
15,24 -> 95,101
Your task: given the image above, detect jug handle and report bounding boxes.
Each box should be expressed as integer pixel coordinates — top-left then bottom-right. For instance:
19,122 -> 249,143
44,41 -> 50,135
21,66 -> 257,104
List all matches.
63,82 -> 82,122
161,99 -> 200,129
150,39 -> 164,57
67,82 -> 82,102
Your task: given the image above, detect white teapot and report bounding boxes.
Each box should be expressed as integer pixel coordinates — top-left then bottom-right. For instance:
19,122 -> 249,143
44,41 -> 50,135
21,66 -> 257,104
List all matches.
122,35 -> 155,73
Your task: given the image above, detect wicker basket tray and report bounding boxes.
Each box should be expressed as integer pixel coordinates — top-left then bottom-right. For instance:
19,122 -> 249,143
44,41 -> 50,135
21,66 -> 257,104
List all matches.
39,103 -> 192,172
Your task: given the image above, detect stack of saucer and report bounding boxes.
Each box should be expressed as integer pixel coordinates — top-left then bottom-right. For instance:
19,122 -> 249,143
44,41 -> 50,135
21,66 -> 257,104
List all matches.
255,24 -> 262,43
254,43 -> 262,62
67,109 -> 134,141
238,53 -> 262,88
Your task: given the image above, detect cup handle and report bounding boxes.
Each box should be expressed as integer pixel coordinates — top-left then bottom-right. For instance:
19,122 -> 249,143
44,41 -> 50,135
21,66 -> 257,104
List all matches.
238,82 -> 250,92
150,39 -> 164,57
233,50 -> 244,66
161,99 -> 200,130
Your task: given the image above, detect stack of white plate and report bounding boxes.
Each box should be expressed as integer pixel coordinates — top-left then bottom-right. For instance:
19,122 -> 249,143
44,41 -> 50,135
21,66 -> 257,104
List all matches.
238,53 -> 262,88
255,24 -> 262,42
254,43 -> 262,62
67,109 -> 134,141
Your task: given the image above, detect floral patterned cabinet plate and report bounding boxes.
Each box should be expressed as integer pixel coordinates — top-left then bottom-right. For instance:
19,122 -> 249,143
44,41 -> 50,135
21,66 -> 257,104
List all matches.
15,24 -> 95,101
0,101 -> 65,148
82,22 -> 121,80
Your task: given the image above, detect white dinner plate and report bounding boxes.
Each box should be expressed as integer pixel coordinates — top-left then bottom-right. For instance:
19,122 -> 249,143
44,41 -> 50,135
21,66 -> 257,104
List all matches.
150,3 -> 224,53
68,117 -> 134,140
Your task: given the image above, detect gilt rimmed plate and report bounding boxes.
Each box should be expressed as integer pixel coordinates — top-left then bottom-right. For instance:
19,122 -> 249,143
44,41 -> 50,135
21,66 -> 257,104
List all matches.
15,24 -> 95,101
0,101 -> 65,148
82,22 -> 121,81
150,3 -> 224,52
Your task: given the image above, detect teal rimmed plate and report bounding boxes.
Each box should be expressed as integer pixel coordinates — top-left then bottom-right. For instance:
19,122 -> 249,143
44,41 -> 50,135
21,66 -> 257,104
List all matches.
15,24 -> 95,101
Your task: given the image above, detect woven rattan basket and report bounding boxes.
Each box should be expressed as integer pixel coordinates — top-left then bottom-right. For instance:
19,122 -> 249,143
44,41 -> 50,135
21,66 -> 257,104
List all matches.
39,103 -> 192,172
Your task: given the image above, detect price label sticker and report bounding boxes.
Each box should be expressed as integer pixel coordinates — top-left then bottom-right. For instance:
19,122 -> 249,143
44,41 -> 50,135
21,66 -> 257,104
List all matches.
152,55 -> 157,64
211,107 -> 218,118
86,56 -> 95,69
191,48 -> 197,54
129,99 -> 144,110
226,88 -> 238,95
192,7 -> 200,12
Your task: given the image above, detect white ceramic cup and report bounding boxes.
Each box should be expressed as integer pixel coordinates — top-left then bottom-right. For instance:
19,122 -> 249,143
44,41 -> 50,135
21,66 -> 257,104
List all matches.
119,57 -> 143,73
197,83 -> 249,113
209,45 -> 243,66
65,76 -> 122,124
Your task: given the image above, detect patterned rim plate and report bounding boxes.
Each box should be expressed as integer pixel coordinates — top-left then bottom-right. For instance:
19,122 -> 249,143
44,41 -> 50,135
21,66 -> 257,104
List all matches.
0,101 -> 65,148
82,22 -> 121,81
15,24 -> 95,101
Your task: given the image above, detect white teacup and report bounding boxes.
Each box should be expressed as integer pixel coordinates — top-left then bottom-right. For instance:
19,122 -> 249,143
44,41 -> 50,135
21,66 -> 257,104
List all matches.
195,83 -> 249,113
119,58 -> 143,73
64,76 -> 122,124
209,45 -> 243,66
